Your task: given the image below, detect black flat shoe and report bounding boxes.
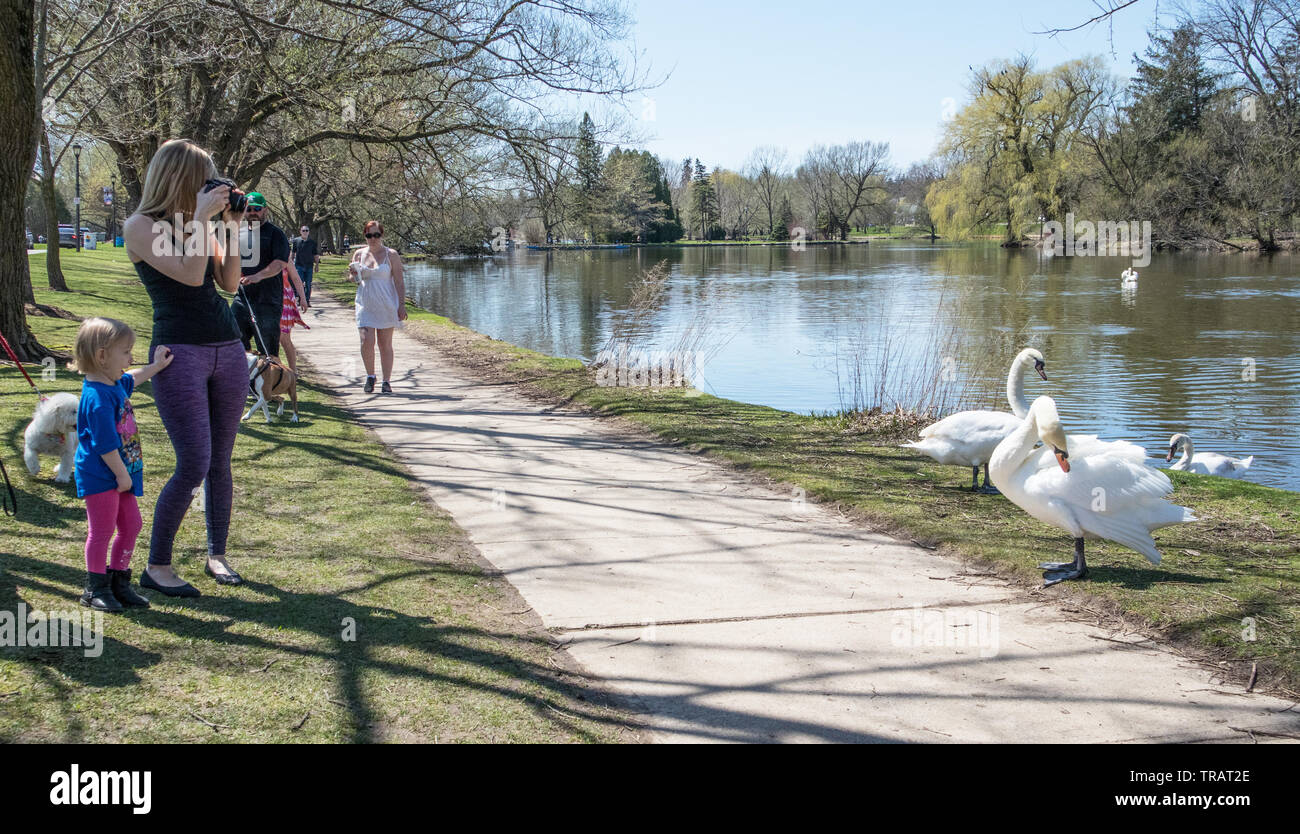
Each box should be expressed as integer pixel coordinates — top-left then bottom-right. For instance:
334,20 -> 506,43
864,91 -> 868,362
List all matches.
363,376 -> 375,393
204,560 -> 244,586
140,568 -> 201,598
381,381 -> 392,394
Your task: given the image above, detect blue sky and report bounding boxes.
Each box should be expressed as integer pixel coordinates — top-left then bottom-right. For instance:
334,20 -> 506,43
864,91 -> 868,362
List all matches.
622,0 -> 1172,171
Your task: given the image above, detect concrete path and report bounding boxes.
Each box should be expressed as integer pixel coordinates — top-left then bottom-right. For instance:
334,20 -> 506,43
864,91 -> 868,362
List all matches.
296,296 -> 1300,743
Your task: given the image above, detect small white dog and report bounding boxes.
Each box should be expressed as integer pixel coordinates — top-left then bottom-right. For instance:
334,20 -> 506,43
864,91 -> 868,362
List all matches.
23,392 -> 79,483
244,353 -> 299,423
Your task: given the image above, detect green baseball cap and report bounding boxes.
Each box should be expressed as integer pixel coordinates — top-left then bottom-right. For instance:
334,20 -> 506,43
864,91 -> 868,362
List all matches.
246,191 -> 266,209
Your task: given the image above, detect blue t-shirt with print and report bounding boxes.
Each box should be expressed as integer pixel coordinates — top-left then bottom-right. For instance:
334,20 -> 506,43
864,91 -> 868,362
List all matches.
74,374 -> 144,498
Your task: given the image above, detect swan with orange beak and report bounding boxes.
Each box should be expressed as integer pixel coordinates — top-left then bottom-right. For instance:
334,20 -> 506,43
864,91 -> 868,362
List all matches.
989,396 -> 1196,586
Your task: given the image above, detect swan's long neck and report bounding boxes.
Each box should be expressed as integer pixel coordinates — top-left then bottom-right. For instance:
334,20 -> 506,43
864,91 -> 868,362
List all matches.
990,410 -> 1041,480
1178,436 -> 1194,464
1007,354 -> 1032,419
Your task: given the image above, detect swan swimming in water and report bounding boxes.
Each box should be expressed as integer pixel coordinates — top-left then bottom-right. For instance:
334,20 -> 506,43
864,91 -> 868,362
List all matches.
1121,268 -> 1138,286
902,348 -> 1047,493
1166,433 -> 1254,478
990,396 -> 1197,586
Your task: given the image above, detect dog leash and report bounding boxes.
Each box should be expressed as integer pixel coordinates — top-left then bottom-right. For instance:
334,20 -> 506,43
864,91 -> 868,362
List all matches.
0,330 -> 47,400
237,280 -> 295,402
236,283 -> 274,358
0,331 -> 36,516
0,457 -> 16,517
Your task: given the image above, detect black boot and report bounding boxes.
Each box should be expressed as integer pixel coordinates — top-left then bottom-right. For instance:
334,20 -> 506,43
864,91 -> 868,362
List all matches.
108,568 -> 151,608
81,571 -> 123,613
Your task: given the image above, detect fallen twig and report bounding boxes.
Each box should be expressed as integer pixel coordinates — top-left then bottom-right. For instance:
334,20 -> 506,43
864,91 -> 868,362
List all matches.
291,711 -> 311,731
1085,634 -> 1153,647
258,658 -> 278,673
188,711 -> 228,731
1247,662 -> 1258,693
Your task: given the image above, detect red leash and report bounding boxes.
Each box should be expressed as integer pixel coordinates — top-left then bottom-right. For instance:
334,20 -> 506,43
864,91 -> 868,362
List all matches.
0,330 -> 37,517
0,330 -> 45,398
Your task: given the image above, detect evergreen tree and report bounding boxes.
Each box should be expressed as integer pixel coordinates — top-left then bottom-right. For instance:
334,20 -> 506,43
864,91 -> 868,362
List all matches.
689,159 -> 718,239
1127,23 -> 1219,141
575,112 -> 604,241
771,195 -> 793,241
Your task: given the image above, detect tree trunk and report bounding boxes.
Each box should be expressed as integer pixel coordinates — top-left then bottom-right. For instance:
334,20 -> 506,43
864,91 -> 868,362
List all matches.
39,129 -> 68,291
1,0 -> 55,361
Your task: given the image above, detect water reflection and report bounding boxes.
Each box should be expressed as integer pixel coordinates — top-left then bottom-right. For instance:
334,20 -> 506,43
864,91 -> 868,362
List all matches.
404,243 -> 1300,490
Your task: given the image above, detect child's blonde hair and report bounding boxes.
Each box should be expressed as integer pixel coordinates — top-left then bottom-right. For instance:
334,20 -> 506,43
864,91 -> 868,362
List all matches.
73,317 -> 135,375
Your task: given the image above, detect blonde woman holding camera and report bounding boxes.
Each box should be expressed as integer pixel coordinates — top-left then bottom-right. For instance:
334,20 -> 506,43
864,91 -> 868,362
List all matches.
121,138 -> 249,596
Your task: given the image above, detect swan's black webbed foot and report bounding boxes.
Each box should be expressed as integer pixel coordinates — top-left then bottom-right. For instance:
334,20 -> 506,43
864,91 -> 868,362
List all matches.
1041,538 -> 1088,587
969,465 -> 982,492
977,464 -> 1000,494
1043,565 -> 1088,585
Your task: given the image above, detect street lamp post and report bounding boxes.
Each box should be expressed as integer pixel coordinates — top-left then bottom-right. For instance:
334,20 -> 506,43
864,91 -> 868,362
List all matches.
73,143 -> 82,252
108,174 -> 116,243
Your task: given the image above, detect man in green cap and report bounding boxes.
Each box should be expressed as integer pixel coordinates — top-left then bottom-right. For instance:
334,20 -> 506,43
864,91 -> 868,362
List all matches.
230,192 -> 291,357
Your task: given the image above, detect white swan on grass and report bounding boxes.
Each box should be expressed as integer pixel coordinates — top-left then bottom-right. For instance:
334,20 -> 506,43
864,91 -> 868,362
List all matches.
1166,433 -> 1254,478
901,348 -> 1047,493
990,396 -> 1197,586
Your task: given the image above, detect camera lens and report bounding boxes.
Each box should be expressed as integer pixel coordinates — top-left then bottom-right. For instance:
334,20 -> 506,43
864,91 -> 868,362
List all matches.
202,178 -> 250,213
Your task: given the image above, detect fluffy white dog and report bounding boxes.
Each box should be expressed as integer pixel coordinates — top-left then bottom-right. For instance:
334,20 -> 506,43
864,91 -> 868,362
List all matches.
23,392 -> 79,483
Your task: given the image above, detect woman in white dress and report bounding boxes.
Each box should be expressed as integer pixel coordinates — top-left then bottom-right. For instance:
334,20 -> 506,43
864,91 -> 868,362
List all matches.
347,220 -> 406,393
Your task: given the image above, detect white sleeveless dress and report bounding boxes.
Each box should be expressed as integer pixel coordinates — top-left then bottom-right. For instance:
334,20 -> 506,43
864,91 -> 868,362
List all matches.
354,250 -> 402,329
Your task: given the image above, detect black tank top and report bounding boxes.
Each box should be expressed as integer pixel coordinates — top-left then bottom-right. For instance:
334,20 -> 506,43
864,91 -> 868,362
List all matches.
134,255 -> 241,346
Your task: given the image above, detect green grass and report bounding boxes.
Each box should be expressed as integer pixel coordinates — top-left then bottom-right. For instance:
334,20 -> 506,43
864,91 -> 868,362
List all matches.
317,261 -> 1300,696
1,248 -> 637,743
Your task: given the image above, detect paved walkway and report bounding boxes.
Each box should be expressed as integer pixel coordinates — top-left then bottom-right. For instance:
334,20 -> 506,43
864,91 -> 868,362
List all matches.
296,296 -> 1299,743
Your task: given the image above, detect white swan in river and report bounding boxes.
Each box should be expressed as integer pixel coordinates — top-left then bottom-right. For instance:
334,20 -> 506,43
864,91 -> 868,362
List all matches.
990,396 -> 1197,586
902,348 -> 1047,493
1121,268 -> 1138,286
1167,433 -> 1253,478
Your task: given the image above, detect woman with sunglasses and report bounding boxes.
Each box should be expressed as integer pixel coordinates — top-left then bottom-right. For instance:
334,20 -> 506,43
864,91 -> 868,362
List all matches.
347,220 -> 406,393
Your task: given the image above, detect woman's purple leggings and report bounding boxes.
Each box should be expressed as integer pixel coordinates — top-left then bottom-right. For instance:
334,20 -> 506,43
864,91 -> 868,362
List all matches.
147,341 -> 246,565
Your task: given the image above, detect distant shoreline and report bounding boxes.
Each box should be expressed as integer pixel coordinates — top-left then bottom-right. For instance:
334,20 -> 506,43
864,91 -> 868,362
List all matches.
521,239 -> 881,251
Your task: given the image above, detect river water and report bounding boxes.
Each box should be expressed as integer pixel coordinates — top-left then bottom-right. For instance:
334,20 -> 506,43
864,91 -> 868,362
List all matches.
403,242 -> 1300,491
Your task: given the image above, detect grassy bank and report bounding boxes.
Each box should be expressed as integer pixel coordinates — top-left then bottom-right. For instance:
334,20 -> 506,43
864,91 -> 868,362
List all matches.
1,248 -> 639,743
319,259 -> 1299,697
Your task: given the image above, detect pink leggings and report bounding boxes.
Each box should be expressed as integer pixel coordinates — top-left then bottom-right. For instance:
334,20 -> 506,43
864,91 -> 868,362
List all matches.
84,489 -> 143,574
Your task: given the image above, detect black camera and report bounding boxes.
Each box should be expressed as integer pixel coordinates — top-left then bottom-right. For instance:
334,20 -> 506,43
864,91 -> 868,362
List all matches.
203,178 -> 248,213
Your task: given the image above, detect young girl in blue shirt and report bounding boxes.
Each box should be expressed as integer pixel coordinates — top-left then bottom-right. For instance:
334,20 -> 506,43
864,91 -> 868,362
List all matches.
73,318 -> 173,611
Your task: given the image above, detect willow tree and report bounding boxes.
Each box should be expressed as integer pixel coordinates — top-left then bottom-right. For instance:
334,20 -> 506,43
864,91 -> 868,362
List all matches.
927,56 -> 1110,245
